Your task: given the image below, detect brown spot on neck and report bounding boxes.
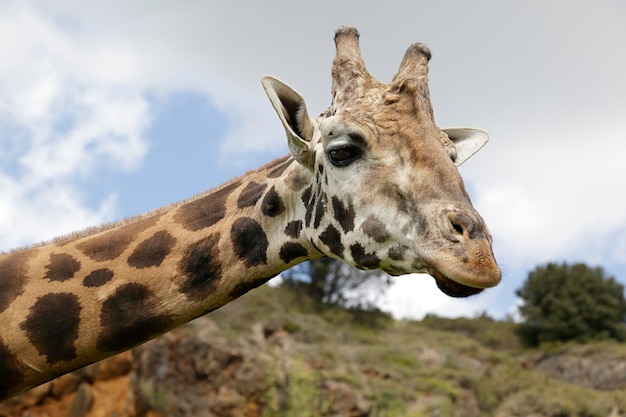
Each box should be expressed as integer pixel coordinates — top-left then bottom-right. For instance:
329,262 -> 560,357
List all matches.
237,182 -> 268,209
0,248 -> 37,314
178,233 -> 222,301
284,220 -> 303,238
279,242 -> 308,264
285,168 -> 309,191
97,283 -> 174,353
174,180 -> 242,232
21,293 -> 81,364
75,215 -> 162,262
83,269 -> 114,287
45,253 -> 81,282
319,224 -> 344,257
230,217 -> 269,267
261,186 -> 286,217
127,230 -> 177,269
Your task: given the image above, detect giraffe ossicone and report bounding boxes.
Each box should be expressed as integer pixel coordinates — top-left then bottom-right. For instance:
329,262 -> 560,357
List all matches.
0,26 -> 500,400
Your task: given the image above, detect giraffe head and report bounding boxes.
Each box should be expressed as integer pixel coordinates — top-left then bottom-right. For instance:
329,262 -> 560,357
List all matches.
263,26 -> 500,297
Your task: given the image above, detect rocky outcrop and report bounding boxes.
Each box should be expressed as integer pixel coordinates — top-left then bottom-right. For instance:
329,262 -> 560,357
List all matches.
0,350 -> 134,417
131,319 -> 271,417
532,350 -> 626,391
130,319 -> 370,417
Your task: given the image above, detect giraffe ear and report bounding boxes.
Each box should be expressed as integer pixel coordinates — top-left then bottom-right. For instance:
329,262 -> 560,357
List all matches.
262,76 -> 315,169
443,127 -> 490,166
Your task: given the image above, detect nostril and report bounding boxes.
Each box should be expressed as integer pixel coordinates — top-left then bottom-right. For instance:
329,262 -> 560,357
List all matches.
444,210 -> 474,241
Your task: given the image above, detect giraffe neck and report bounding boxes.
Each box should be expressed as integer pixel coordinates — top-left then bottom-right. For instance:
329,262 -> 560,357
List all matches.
0,155 -> 320,399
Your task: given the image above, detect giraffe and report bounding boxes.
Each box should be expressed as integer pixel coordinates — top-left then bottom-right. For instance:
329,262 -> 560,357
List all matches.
0,26 -> 500,400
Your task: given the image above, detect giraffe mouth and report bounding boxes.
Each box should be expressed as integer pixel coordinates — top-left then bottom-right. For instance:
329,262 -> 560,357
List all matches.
428,268 -> 484,298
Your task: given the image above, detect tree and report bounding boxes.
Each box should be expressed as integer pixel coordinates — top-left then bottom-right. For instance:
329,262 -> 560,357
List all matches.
281,257 -> 392,308
516,262 -> 626,346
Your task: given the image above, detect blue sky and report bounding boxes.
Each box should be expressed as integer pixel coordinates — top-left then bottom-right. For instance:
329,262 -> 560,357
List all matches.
1,1 -> 625,320
81,93 -> 237,215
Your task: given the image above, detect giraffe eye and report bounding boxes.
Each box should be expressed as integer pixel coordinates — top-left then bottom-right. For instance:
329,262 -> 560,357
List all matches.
327,145 -> 363,167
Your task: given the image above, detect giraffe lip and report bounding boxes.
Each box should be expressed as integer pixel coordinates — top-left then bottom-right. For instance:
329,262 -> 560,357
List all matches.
428,268 -> 484,298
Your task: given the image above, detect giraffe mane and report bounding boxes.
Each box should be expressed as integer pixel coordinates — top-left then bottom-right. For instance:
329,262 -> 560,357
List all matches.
5,155 -> 294,253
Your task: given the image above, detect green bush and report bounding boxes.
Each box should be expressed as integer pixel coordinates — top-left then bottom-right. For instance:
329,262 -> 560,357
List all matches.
516,262 -> 626,346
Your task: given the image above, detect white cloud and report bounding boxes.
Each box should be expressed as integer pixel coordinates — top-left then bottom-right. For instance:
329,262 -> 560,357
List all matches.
470,119 -> 626,268
18,91 -> 150,181
0,172 -> 117,250
0,2 -> 150,249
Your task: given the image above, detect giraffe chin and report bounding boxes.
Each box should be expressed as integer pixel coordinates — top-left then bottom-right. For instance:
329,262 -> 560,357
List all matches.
428,269 -> 484,298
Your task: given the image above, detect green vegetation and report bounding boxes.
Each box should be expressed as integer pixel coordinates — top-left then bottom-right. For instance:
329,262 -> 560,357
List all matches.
207,284 -> 626,417
516,262 -> 626,346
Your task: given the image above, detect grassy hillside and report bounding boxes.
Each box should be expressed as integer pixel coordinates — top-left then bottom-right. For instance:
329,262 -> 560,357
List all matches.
3,284 -> 626,417
204,285 -> 626,417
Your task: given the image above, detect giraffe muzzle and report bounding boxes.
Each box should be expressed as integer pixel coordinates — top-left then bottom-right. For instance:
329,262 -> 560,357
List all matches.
419,208 -> 502,296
